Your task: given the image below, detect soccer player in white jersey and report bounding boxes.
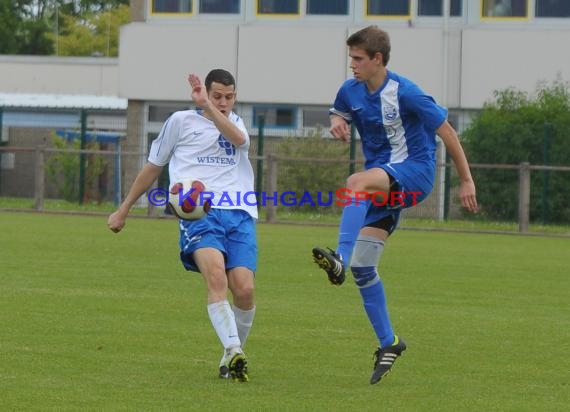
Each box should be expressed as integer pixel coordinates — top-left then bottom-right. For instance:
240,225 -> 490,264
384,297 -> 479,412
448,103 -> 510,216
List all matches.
107,69 -> 256,382
312,26 -> 479,384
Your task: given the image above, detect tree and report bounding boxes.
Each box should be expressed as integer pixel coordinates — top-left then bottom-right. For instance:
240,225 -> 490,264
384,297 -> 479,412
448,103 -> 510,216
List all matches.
462,78 -> 570,224
0,0 -> 57,55
0,0 -> 129,56
48,4 -> 129,56
0,0 -> 21,54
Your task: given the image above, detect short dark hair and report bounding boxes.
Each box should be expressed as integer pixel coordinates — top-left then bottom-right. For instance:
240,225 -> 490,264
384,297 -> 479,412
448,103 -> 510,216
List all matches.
205,69 -> 236,92
347,25 -> 391,66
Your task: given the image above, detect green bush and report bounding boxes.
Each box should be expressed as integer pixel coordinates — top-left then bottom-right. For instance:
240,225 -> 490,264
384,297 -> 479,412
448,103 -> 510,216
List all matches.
462,79 -> 570,223
274,128 -> 355,214
46,134 -> 107,203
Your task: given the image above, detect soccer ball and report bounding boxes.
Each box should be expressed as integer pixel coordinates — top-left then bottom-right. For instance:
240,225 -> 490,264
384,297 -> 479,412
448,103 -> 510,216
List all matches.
167,178 -> 211,220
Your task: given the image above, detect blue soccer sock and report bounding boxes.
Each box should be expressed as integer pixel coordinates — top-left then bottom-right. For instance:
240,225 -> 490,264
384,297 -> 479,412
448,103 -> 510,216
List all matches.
337,198 -> 369,265
357,271 -> 395,348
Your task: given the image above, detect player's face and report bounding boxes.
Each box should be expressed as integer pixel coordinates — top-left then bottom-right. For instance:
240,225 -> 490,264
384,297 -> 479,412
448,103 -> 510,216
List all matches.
349,47 -> 382,82
208,82 -> 236,117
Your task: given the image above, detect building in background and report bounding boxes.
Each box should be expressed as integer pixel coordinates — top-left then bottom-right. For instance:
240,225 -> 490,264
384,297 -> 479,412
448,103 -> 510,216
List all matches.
1,0 -> 569,215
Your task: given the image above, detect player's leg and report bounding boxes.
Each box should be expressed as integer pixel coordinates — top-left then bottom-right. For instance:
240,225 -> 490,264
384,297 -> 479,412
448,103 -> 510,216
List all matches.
179,213 -> 247,380
313,167 -> 392,285
218,267 -> 254,381
228,268 -> 255,347
193,247 -> 247,381
351,221 -> 406,385
222,209 -> 258,382
225,209 -> 257,347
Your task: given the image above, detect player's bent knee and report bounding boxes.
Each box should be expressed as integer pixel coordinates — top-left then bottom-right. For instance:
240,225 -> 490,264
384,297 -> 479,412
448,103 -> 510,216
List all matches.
230,283 -> 254,303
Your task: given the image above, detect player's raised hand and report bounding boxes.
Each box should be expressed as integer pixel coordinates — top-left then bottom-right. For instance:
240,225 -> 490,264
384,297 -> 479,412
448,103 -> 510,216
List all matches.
188,74 -> 209,108
330,115 -> 351,142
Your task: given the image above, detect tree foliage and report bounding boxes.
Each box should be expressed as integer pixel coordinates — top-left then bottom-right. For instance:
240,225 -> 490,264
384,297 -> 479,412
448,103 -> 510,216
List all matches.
48,4 -> 129,56
0,0 -> 129,56
462,78 -> 570,223
0,0 -> 22,54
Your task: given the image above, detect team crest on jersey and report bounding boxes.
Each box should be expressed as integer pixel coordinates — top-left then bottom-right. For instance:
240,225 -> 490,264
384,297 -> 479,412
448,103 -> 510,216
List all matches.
218,134 -> 236,155
383,104 -> 398,122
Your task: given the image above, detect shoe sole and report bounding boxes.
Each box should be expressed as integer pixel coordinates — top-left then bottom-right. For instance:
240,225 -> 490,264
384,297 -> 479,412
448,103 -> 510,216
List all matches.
228,353 -> 249,382
312,248 -> 344,285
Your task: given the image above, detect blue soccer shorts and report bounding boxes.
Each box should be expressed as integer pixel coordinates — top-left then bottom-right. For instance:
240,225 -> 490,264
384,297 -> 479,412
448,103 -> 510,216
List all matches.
179,208 -> 257,273
364,159 -> 436,233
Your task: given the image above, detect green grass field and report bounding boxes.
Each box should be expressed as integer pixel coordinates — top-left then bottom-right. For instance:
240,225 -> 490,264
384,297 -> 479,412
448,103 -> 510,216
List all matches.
1,211 -> 568,411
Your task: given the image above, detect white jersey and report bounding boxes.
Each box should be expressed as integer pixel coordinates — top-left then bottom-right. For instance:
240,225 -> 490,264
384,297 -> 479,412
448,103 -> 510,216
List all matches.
148,109 -> 258,219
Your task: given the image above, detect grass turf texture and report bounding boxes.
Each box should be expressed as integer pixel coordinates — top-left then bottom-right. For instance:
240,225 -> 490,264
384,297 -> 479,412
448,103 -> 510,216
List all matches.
1,211 -> 568,411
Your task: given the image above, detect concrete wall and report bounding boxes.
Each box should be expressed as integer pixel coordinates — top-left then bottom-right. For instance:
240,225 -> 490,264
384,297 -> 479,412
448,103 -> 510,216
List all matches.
461,28 -> 570,108
116,23 -> 570,108
2,25 -> 570,110
0,56 -> 119,96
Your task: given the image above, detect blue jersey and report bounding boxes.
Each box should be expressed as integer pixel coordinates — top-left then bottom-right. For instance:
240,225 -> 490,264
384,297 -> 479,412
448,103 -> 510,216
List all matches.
330,71 -> 447,170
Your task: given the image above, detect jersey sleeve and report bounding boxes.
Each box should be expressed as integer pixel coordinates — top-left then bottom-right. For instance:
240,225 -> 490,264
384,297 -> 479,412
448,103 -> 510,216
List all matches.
401,83 -> 447,132
329,82 -> 352,122
147,113 -> 181,166
234,115 -> 251,150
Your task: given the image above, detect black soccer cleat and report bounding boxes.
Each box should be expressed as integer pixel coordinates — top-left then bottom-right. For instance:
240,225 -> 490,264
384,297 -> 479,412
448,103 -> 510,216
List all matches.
312,247 -> 346,286
370,336 -> 407,384
228,352 -> 249,382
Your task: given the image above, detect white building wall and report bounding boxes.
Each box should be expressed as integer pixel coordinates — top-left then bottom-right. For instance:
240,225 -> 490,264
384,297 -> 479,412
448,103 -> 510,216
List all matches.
119,23 -> 239,101
461,28 -> 570,108
1,25 -> 569,111
115,23 -> 570,109
0,56 -> 119,96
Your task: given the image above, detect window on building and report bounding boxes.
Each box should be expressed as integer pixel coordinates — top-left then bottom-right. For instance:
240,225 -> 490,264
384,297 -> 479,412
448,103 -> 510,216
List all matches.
253,106 -> 296,128
200,0 -> 240,13
536,0 -> 570,17
367,0 -> 410,16
306,0 -> 348,15
303,107 -> 330,128
152,0 -> 192,13
418,0 -> 462,16
482,0 -> 528,17
258,0 -> 299,14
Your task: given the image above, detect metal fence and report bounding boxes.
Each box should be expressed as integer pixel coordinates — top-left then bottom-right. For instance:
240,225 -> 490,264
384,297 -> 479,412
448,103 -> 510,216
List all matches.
1,144 -> 569,233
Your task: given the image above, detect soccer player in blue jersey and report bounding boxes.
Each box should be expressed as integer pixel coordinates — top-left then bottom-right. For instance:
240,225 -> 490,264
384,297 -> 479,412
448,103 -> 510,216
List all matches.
312,25 -> 478,385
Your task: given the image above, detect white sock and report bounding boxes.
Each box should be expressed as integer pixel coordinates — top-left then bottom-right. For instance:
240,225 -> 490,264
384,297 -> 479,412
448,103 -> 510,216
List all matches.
219,305 -> 255,367
207,300 -> 241,351
232,304 -> 256,348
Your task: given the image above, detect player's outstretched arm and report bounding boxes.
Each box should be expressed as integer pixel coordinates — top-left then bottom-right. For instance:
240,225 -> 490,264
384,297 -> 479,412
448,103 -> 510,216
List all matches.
436,121 -> 478,213
107,163 -> 164,233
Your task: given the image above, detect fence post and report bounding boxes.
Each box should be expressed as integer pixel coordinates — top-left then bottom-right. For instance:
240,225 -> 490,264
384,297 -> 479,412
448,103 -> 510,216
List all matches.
34,145 -> 45,211
265,154 -> 277,223
78,109 -> 87,204
349,124 -> 356,176
256,115 -> 265,204
443,151 -> 451,220
114,140 -> 122,206
518,162 -> 530,233
541,122 -> 552,224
